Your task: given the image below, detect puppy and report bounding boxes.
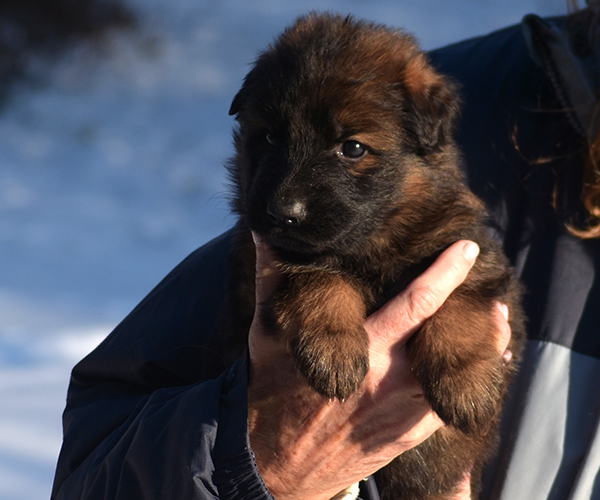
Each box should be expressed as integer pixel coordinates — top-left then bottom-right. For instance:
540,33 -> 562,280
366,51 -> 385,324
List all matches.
223,13 -> 525,500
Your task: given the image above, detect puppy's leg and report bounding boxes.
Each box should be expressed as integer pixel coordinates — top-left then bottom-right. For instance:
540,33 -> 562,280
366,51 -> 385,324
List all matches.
264,270 -> 369,401
406,289 -> 507,435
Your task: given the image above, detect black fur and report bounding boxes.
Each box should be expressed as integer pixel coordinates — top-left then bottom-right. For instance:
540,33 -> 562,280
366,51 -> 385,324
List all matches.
222,13 -> 525,500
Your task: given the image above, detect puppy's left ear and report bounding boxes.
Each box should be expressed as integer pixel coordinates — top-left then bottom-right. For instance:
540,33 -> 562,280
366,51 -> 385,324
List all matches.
230,67 -> 260,116
229,89 -> 245,116
402,54 -> 461,154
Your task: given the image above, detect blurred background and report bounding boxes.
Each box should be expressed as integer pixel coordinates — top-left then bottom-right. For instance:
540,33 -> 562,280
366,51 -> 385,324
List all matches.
0,0 -> 569,498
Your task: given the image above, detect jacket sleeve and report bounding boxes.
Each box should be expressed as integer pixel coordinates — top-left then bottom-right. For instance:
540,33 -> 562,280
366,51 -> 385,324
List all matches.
51,230 -> 274,500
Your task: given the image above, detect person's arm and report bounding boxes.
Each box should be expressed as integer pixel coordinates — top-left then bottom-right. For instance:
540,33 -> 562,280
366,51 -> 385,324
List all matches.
52,356 -> 272,499
51,232 -> 274,500
52,232 -> 510,500
248,235 -> 511,500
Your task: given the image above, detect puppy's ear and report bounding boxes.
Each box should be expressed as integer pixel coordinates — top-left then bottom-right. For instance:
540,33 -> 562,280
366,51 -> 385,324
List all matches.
230,64 -> 263,116
402,54 -> 461,154
229,89 -> 245,116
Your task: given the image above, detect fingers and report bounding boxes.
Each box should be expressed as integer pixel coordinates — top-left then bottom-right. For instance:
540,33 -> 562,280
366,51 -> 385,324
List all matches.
366,240 -> 479,343
495,302 -> 513,363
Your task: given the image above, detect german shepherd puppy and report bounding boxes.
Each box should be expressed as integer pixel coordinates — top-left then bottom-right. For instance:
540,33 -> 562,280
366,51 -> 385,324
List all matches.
224,13 -> 525,500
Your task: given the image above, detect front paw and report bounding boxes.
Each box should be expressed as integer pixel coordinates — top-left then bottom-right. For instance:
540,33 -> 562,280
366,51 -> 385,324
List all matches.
411,352 -> 504,434
290,327 -> 369,401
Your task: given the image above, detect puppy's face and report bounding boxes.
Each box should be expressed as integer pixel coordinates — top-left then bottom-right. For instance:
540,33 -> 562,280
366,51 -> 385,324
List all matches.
229,14 -> 459,256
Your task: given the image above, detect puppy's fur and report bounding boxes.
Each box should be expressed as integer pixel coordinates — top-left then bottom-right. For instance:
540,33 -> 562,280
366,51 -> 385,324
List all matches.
223,13 -> 525,500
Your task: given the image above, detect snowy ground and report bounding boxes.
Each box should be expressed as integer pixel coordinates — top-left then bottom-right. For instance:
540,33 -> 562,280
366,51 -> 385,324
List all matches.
0,1 -> 568,498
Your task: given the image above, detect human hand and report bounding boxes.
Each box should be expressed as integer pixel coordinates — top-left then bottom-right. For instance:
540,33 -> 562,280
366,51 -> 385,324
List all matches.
248,236 -> 511,500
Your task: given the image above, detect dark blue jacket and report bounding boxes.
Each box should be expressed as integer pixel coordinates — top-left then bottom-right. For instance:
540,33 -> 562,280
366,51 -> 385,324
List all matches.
51,15 -> 600,500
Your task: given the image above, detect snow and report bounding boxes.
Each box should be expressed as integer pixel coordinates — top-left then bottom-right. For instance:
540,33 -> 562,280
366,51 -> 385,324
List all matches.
0,0 -> 568,498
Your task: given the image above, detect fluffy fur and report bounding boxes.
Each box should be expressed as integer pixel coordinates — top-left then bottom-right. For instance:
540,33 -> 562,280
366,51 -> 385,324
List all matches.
222,13 -> 525,500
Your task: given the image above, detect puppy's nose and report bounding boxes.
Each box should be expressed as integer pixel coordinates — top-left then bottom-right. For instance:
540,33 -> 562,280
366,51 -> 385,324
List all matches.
267,199 -> 307,226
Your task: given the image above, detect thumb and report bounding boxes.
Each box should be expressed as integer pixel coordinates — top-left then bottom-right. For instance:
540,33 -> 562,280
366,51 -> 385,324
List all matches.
249,232 -> 284,367
252,232 -> 282,306
366,240 -> 479,345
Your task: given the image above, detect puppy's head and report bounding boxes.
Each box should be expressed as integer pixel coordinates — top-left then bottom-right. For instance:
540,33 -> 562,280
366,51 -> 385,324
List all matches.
228,13 -> 460,256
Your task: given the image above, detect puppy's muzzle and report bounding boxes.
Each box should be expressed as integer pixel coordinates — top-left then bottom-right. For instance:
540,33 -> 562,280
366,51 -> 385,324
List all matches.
267,199 -> 307,227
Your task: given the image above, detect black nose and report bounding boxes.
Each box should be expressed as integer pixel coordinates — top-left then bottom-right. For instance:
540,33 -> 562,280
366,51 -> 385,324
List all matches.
267,199 -> 307,226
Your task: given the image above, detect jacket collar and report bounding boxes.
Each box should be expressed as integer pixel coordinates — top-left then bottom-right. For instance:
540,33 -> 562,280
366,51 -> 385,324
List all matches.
522,13 -> 599,140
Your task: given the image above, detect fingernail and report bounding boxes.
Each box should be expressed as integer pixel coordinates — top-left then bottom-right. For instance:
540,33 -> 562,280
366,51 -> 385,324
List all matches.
463,242 -> 480,261
499,303 -> 509,321
503,350 -> 513,364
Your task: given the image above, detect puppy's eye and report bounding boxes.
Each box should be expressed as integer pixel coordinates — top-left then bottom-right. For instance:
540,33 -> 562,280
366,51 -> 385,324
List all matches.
340,140 -> 367,159
265,133 -> 277,146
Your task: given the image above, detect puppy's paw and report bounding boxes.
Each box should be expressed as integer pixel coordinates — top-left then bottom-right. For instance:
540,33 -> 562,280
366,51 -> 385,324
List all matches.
407,301 -> 507,435
414,356 -> 504,434
291,325 -> 369,401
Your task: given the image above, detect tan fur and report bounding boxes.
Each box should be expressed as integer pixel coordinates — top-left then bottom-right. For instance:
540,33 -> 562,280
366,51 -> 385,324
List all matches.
223,13 -> 526,500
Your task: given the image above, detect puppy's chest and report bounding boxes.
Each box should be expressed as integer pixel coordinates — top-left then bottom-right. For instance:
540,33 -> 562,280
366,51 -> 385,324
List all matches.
329,254 -> 437,315
368,275 -> 420,316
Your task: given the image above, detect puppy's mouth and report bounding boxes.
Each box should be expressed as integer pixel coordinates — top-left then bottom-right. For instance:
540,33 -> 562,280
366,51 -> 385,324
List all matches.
256,214 -> 371,259
249,211 -> 340,255
259,225 -> 331,255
